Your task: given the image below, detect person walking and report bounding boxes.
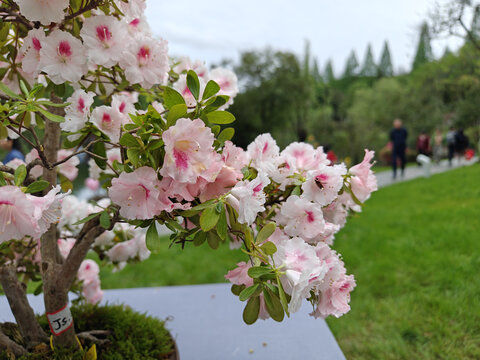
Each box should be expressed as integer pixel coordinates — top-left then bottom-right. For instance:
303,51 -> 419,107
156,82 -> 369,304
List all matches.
416,130 -> 430,165
454,128 -> 469,163
446,127 -> 456,166
432,129 -> 443,163
389,118 -> 408,179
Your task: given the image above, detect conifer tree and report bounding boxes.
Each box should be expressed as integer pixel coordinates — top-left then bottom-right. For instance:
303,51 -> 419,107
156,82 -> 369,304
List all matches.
312,57 -> 323,82
378,41 -> 393,77
343,50 -> 359,77
324,59 -> 335,83
360,43 -> 377,76
412,22 -> 433,70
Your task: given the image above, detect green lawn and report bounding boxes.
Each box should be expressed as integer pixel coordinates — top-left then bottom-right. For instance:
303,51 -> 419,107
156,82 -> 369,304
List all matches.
99,165 -> 480,359
327,164 -> 480,360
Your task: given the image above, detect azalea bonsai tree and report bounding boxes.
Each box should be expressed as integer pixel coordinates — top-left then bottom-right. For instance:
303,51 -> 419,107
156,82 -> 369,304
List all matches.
0,0 -> 378,356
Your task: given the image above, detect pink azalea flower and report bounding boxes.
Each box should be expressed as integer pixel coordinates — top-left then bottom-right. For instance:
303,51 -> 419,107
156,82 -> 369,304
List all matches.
62,89 -> 95,133
313,274 -> 356,319
5,158 -> 26,169
349,149 -> 378,203
247,133 -> 280,176
78,259 -> 103,304
39,30 -> 87,84
112,93 -> 137,123
301,164 -> 347,206
20,29 -> 46,76
80,15 -> 127,67
225,262 -> 253,287
57,150 -> 80,181
160,118 -> 216,184
0,186 -> 40,242
281,142 -> 329,172
222,141 -> 248,173
88,147 -> 122,180
276,195 -> 326,241
114,0 -> 146,21
273,237 -> 327,313
119,34 -> 169,88
209,67 -> 239,107
226,172 -> 270,225
109,167 -> 164,220
90,105 -> 123,142
85,178 -> 100,191
14,0 -> 69,25
28,185 -> 68,234
173,57 -> 208,79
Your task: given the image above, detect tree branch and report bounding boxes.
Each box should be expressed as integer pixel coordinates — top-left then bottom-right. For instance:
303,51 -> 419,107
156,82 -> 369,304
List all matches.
0,326 -> 27,357
0,265 -> 48,347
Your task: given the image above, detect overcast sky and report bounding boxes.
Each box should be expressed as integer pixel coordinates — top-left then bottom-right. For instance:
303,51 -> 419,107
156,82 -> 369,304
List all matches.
145,0 -> 464,75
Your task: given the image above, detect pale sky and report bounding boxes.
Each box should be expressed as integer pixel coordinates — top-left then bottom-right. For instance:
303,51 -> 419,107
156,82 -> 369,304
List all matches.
145,0 -> 465,75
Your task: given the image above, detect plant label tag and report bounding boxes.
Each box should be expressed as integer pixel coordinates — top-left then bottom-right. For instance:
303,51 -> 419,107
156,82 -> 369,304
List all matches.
47,304 -> 73,336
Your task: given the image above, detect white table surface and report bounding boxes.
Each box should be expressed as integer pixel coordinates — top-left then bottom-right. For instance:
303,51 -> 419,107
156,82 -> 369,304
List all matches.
0,283 -> 346,360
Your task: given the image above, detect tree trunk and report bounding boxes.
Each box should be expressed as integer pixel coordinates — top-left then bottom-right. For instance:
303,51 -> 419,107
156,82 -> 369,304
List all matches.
0,327 -> 26,357
0,265 -> 47,347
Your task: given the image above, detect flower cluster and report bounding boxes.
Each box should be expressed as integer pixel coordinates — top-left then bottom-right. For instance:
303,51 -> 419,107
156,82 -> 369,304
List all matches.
0,0 -> 376,334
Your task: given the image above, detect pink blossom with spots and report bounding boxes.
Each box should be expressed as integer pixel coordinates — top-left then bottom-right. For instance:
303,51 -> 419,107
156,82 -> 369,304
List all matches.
57,150 -> 80,181
62,89 -> 95,133
301,164 -> 347,206
109,166 -> 165,220
90,105 -> 123,142
57,238 -> 76,259
247,133 -> 280,176
112,93 -> 137,123
39,30 -> 87,84
78,259 -> 103,304
275,195 -> 326,241
119,34 -> 169,88
20,29 -> 46,76
225,261 -> 253,287
349,149 -> 378,203
281,142 -> 330,173
80,15 -> 127,68
208,67 -> 239,108
226,172 -> 270,225
28,185 -> 69,234
14,0 -> 69,25
161,118 -> 216,184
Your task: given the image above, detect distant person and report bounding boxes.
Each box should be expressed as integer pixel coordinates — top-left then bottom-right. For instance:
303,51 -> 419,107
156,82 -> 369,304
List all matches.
454,128 -> 469,161
389,118 -> 408,179
432,129 -> 443,163
416,130 -> 430,164
0,137 -> 25,163
446,127 -> 456,166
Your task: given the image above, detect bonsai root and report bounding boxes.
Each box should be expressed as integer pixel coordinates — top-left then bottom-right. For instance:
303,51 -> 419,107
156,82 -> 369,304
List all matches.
0,327 -> 27,357
77,330 -> 111,346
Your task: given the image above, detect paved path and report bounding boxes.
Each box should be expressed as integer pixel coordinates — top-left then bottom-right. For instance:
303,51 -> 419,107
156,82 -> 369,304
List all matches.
375,157 -> 478,188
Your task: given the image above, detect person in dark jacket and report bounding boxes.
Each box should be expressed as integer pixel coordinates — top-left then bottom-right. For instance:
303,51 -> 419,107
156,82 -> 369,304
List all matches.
454,129 -> 469,159
390,119 -> 408,179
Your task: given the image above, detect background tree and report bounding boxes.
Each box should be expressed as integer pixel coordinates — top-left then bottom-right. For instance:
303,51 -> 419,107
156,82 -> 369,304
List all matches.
412,22 -> 434,70
378,41 -> 394,77
324,59 -> 335,83
343,50 -> 360,77
360,44 -> 377,76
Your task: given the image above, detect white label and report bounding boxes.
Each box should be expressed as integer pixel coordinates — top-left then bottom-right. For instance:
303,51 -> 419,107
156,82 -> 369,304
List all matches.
47,304 -> 73,336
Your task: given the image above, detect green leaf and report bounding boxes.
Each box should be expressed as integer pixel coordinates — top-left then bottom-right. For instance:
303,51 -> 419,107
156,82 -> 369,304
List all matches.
72,213 -> 100,226
216,206 -> 228,241
202,80 -> 220,100
243,296 -> 260,325
276,274 -> 290,316
127,148 -> 141,167
120,133 -> 142,148
19,80 -> 29,97
100,211 -> 110,229
239,283 -> 260,302
256,222 -> 276,244
14,165 -> 27,186
248,266 -> 273,279
33,282 -> 43,296
193,231 -> 207,247
166,103 -> 188,127
163,87 -> 185,109
217,127 -> 235,143
0,172 -> 6,186
200,207 -> 220,232
146,222 -> 162,254
25,180 -> 50,194
206,231 -> 220,249
186,70 -> 200,100
92,141 -> 107,170
0,82 -> 22,99
36,107 -> 65,123
260,241 -> 278,256
291,186 -> 301,196
206,111 -> 235,124
189,199 -> 216,211
231,284 -> 245,296
263,288 -> 284,322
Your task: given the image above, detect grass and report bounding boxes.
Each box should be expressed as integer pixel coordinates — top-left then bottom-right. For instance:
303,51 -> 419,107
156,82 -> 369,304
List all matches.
326,164 -> 480,359
98,165 -> 480,359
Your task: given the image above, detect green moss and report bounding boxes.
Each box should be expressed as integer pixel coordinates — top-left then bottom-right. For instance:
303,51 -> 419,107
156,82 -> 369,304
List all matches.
0,304 -> 174,359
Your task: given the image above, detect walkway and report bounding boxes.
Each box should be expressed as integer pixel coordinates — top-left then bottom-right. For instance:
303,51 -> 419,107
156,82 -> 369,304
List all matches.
375,157 -> 478,188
